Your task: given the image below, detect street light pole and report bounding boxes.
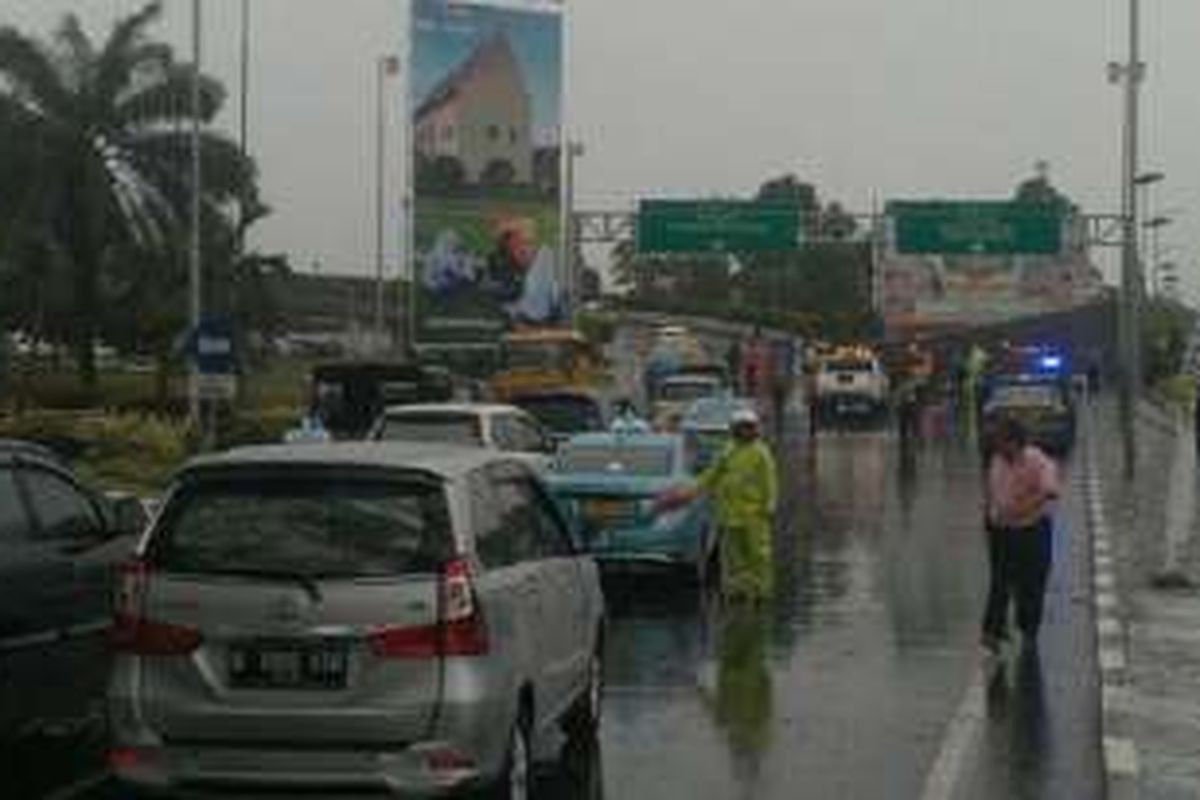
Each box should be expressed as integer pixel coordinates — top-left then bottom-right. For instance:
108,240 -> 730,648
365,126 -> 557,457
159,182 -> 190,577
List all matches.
237,0 -> 250,249
188,0 -> 204,429
374,56 -> 399,353
1111,0 -> 1144,477
560,139 -> 584,316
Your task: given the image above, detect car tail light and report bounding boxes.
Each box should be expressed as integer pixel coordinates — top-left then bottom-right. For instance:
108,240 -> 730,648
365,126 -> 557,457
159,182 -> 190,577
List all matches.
368,558 -> 488,659
107,745 -> 166,784
109,559 -> 202,656
438,558 -> 488,656
367,623 -> 440,659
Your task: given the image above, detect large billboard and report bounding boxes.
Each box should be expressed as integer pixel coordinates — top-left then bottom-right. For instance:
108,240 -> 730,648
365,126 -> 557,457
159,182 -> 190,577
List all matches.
880,204 -> 1104,335
411,0 -> 564,347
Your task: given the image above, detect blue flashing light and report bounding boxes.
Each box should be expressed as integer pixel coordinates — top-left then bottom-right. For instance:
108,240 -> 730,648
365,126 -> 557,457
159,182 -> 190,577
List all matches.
1039,355 -> 1063,371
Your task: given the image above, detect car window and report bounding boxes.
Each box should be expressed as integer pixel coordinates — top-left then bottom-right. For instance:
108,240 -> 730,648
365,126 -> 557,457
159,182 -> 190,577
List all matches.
150,475 -> 450,577
524,479 -> 574,558
824,360 -> 874,373
23,467 -> 100,540
988,384 -> 1064,409
473,465 -> 540,569
490,414 -> 516,451
559,442 -> 675,477
377,412 -> 482,446
509,415 -> 548,453
659,381 -> 718,402
513,396 -> 603,435
0,466 -> 29,539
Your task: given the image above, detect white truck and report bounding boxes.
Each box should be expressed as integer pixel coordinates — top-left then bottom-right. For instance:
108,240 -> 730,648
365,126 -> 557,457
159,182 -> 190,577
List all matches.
813,348 -> 889,425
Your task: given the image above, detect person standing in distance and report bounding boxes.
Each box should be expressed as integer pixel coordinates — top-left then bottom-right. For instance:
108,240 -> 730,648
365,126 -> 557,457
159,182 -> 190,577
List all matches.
981,416 -> 1060,655
657,408 -> 778,602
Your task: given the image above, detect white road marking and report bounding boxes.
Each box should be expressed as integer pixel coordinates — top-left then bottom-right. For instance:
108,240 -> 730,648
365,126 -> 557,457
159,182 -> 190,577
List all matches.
1103,684 -> 1133,713
1095,572 -> 1116,592
1097,617 -> 1122,637
1104,737 -> 1140,777
1096,593 -> 1119,612
917,670 -> 987,800
1100,647 -> 1127,673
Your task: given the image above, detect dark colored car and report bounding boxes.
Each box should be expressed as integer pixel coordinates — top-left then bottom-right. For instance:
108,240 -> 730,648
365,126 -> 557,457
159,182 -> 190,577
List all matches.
312,362 -> 455,440
981,377 -> 1077,455
511,391 -> 607,442
0,440 -> 148,749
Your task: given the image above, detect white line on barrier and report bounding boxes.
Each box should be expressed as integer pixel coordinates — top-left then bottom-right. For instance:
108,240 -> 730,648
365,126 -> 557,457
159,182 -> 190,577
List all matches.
1100,647 -> 1127,673
1104,737 -> 1140,778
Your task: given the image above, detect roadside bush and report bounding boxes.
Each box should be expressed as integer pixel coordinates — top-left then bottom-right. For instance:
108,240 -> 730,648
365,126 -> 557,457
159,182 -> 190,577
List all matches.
217,406 -> 301,449
0,411 -> 188,492
1152,373 -> 1195,415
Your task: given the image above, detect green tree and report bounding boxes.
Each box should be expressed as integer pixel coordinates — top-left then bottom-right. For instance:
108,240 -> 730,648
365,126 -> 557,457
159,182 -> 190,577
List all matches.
755,173 -> 818,212
1013,173 -> 1076,214
0,3 -> 253,388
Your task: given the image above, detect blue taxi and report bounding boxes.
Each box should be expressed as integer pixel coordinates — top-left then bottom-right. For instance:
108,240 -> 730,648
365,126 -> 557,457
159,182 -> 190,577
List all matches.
545,432 -> 716,582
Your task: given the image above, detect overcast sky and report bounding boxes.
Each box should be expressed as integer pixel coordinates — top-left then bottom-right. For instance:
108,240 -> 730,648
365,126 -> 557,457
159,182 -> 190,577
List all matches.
5,0 -> 1200,297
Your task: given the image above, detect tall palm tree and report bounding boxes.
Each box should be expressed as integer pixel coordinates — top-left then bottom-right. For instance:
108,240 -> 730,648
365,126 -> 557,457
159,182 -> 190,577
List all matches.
0,2 -> 253,388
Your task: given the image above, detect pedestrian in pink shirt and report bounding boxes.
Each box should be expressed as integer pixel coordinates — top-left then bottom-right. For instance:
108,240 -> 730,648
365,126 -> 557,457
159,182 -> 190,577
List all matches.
981,416 -> 1060,655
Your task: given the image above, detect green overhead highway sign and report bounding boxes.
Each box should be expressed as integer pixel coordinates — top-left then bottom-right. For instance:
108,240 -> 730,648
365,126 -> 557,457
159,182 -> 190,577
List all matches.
888,201 -> 1065,255
637,200 -> 802,254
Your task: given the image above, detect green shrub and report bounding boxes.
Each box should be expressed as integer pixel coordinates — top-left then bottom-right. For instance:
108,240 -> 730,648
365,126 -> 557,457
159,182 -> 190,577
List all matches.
0,411 -> 188,492
217,406 -> 301,449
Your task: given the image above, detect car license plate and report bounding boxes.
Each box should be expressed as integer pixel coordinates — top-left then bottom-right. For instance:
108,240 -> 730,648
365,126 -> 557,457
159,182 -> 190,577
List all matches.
228,641 -> 348,690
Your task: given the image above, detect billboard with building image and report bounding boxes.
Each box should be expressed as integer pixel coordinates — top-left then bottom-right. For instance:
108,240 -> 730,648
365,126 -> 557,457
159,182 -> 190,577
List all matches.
411,0 -> 564,346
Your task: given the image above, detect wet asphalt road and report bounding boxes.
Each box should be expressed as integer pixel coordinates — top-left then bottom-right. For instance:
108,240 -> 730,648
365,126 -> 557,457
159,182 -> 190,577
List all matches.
592,424 -> 1100,800
37,422 -> 1103,800
5,346 -> 1104,798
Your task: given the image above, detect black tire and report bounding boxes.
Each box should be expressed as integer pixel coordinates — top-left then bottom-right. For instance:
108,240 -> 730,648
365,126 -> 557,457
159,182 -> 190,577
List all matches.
566,640 -> 603,739
490,710 -> 533,800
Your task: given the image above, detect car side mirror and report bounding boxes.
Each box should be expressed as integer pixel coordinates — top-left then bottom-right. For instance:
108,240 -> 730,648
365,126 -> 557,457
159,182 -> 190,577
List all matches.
106,493 -> 150,539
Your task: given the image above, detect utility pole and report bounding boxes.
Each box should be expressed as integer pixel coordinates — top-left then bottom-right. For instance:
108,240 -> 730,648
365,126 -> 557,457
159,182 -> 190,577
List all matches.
374,56 -> 399,353
560,139 -> 584,317
238,0 -> 250,247
189,0 -> 204,432
1110,0 -> 1144,478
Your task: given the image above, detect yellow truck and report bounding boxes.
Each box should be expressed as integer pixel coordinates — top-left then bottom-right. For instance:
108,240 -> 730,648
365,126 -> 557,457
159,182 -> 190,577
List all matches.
489,328 -> 604,402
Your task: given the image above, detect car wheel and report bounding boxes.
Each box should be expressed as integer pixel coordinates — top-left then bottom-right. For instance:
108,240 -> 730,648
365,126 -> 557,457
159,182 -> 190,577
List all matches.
567,644 -> 603,738
492,712 -> 532,800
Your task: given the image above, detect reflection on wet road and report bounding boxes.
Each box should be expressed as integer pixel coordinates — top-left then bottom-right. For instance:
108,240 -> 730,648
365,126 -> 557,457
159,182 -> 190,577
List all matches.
591,426 -> 1099,800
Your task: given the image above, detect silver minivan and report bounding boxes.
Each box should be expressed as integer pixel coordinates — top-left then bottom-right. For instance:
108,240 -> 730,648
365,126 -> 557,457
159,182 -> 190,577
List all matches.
107,442 -> 605,798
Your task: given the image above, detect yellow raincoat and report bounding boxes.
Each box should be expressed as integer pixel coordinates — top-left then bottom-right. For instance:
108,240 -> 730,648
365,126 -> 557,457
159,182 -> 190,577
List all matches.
698,439 -> 778,601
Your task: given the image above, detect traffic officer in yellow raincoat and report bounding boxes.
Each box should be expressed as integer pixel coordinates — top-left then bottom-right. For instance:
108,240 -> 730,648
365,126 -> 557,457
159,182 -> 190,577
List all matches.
658,408 -> 778,601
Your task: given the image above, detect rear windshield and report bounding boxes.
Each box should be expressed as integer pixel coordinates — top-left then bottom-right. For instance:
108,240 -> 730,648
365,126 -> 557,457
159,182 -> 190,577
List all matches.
988,384 -> 1064,409
824,360 -> 873,373
559,444 -> 674,477
659,381 -> 718,402
150,476 -> 451,578
376,413 -> 482,446
514,396 -> 603,434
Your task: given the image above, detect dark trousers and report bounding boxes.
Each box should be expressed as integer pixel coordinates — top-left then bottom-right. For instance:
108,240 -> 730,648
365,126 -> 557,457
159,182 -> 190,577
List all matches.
982,517 -> 1053,640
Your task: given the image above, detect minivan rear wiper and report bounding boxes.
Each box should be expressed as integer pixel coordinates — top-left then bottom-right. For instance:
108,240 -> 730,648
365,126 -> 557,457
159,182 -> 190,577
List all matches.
205,568 -> 324,603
